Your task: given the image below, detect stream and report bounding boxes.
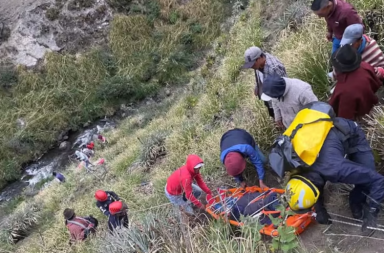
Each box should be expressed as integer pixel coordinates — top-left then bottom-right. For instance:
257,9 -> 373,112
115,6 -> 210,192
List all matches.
0,118 -> 116,203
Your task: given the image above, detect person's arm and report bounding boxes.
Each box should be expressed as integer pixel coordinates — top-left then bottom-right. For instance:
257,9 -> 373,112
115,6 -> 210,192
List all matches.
375,67 -> 384,80
194,174 -> 212,195
96,202 -> 110,216
182,178 -> 203,208
334,93 -> 357,120
239,144 -> 265,181
272,100 -> 282,125
108,191 -> 120,201
344,9 -> 363,28
299,86 -> 318,105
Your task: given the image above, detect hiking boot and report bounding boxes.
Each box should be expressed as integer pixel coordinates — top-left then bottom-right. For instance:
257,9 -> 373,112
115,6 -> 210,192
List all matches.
362,206 -> 378,236
350,203 -> 363,220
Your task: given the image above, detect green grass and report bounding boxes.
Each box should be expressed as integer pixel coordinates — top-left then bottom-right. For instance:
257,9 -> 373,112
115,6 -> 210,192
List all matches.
0,0 -> 229,188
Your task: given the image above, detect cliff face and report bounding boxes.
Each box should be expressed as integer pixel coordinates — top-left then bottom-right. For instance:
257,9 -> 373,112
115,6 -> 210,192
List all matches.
0,0 -> 112,67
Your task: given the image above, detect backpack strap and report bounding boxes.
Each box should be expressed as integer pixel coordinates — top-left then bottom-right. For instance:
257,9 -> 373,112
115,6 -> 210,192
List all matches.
288,118 -> 333,140
67,219 -> 88,230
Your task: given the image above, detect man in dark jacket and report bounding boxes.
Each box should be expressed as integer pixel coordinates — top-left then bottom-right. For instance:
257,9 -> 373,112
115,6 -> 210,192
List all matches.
330,44 -> 381,120
94,190 -> 120,216
311,0 -> 363,54
242,46 -> 287,119
220,128 -> 268,188
108,201 -> 129,232
285,117 -> 384,234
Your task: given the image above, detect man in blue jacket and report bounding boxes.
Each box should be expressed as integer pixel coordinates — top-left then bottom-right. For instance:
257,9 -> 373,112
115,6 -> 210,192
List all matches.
220,128 -> 268,188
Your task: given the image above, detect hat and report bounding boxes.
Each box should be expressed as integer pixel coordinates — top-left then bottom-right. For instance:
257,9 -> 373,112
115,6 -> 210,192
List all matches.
340,24 -> 364,46
242,46 -> 263,69
109,201 -> 124,215
261,76 -> 286,101
311,0 -> 329,11
63,208 -> 75,220
224,152 -> 246,176
331,44 -> 361,73
95,190 -> 108,202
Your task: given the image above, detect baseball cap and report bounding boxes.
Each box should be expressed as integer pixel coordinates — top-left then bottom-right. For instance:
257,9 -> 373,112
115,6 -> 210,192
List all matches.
311,0 -> 329,11
242,46 -> 263,69
340,24 -> 364,46
260,93 -> 273,101
224,152 -> 246,176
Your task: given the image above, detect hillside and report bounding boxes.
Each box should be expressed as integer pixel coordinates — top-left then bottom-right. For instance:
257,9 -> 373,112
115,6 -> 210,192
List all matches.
1,0 -> 384,252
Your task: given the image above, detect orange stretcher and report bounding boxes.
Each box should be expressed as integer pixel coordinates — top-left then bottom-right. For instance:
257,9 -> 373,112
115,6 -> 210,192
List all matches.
205,186 -> 314,237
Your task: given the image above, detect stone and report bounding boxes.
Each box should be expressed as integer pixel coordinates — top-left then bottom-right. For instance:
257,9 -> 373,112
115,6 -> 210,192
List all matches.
59,141 -> 70,150
165,89 -> 171,96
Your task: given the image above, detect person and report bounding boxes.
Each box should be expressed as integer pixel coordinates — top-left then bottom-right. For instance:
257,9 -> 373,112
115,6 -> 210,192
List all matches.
82,147 -> 94,158
63,208 -> 98,244
340,24 -> 384,80
52,171 -> 65,183
284,115 -> 384,234
311,0 -> 363,54
86,142 -> 95,150
220,128 -> 268,189
108,201 -> 129,232
242,46 -> 287,118
98,134 -> 107,144
260,76 -> 318,129
95,190 -> 121,216
75,150 -> 93,171
165,154 -> 213,214
330,44 -> 381,120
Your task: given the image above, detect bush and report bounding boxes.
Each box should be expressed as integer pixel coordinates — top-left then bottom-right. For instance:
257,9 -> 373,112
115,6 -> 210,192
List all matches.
106,0 -> 132,13
0,66 -> 18,89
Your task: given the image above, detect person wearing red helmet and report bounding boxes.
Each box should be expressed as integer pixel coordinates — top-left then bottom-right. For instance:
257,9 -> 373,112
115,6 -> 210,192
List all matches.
86,142 -> 95,150
108,201 -> 129,232
94,190 -> 120,216
165,154 -> 213,214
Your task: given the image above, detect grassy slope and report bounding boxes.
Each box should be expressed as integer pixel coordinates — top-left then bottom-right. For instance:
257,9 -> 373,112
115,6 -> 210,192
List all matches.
0,0 -> 227,187
3,0 -> 384,252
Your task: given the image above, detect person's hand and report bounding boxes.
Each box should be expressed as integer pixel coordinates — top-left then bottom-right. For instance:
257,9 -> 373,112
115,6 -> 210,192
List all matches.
259,180 -> 268,190
240,181 -> 247,189
326,32 -> 332,42
275,120 -> 284,129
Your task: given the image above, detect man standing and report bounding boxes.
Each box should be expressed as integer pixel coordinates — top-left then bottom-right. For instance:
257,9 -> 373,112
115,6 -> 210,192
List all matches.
330,45 -> 381,120
94,190 -> 121,216
260,76 -> 318,128
311,0 -> 363,54
340,24 -> 384,80
220,128 -> 268,188
242,46 -> 287,118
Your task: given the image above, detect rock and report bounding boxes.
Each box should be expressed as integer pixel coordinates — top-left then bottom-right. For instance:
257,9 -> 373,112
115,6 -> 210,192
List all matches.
165,89 -> 171,96
59,141 -> 70,150
62,135 -> 69,140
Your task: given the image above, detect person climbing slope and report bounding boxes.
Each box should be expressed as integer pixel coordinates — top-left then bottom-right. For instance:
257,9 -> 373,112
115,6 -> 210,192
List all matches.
242,46 -> 287,119
63,208 -> 98,244
165,154 -> 213,214
108,201 -> 129,232
220,128 -> 268,189
95,190 -> 121,216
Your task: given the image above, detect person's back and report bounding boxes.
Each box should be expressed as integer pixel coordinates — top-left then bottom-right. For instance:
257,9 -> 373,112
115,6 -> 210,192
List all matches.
66,217 -> 91,241
108,213 -> 129,232
166,164 -> 191,195
95,190 -> 120,216
220,128 -> 255,152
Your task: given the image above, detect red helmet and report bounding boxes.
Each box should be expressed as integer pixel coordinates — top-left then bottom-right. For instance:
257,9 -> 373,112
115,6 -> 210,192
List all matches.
87,142 -> 94,149
95,190 -> 108,202
109,201 -> 123,215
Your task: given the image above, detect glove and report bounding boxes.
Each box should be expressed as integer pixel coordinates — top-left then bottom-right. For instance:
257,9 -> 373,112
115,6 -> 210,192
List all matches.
315,208 -> 332,225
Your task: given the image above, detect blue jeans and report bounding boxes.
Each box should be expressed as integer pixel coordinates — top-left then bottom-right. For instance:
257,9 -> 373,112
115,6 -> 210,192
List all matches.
332,38 -> 341,54
165,184 -> 202,214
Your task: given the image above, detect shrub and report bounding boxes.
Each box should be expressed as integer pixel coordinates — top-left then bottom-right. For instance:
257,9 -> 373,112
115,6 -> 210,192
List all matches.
106,0 -> 132,13
138,131 -> 169,168
0,66 -> 18,89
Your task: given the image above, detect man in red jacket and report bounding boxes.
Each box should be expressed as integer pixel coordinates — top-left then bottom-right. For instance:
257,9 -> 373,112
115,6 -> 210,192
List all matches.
165,154 -> 213,214
330,44 -> 381,120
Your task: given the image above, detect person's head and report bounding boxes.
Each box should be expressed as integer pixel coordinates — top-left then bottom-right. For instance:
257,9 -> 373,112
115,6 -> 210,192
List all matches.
224,152 -> 246,177
340,24 -> 364,49
186,154 -> 204,174
63,208 -> 75,220
331,44 -> 361,74
242,46 -> 266,70
95,190 -> 108,202
311,0 -> 333,17
286,175 -> 320,212
260,76 -> 286,101
109,201 -> 127,216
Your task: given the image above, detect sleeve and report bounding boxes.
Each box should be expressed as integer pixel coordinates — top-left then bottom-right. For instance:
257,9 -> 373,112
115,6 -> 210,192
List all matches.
375,67 -> 384,80
334,93 -> 356,120
96,202 -> 110,216
109,191 -> 120,201
299,86 -> 318,106
194,174 -> 212,195
344,9 -> 363,28
272,100 -> 282,121
240,144 -> 265,180
272,65 -> 287,77
182,178 -> 203,208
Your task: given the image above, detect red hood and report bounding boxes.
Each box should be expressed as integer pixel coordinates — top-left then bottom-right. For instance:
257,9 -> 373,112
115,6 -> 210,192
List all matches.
186,154 -> 203,174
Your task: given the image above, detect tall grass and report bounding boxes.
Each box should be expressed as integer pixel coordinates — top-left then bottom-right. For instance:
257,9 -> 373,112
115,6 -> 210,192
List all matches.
0,0 -> 229,188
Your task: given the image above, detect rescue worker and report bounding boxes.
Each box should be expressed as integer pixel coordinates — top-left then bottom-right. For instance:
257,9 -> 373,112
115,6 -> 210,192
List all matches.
75,150 -> 93,171
86,142 -> 95,150
63,208 -> 97,244
220,128 -> 268,189
108,201 -> 129,232
284,113 -> 384,234
165,154 -> 213,214
94,190 -> 121,216
242,46 -> 287,119
260,76 -> 318,128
